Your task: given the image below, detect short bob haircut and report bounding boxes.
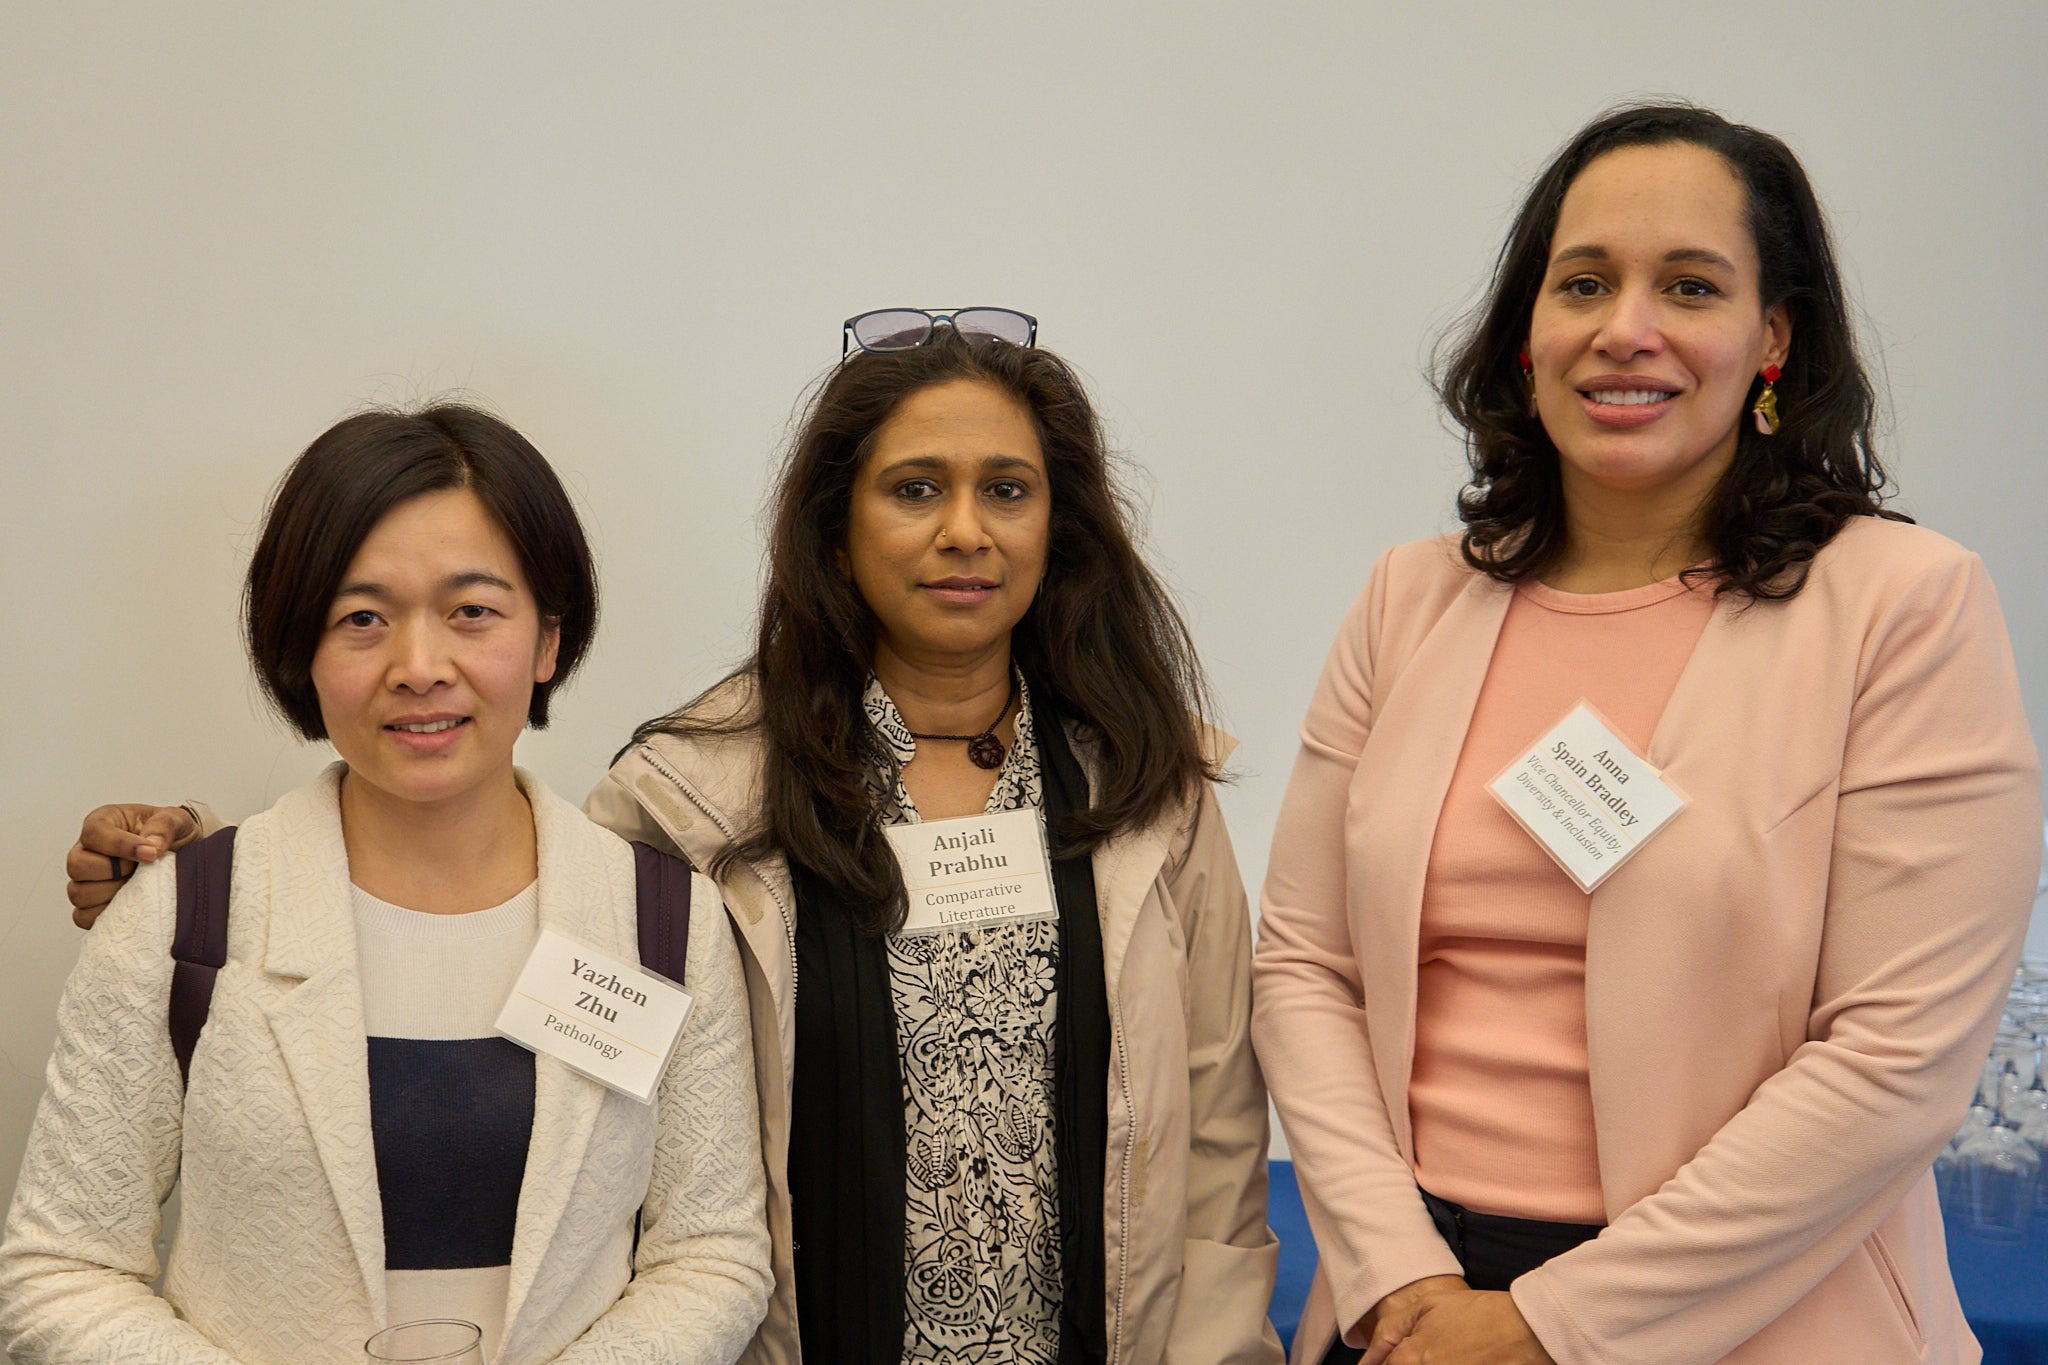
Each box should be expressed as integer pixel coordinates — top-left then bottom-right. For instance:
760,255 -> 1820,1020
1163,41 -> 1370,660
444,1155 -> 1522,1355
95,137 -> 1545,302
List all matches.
633,330 -> 1216,935
1437,102 -> 1904,599
245,404 -> 598,739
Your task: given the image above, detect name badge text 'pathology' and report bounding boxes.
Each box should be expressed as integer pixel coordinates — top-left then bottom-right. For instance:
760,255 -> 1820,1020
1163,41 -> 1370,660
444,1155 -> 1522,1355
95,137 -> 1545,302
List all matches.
1487,702 -> 1685,893
885,807 -> 1058,936
496,929 -> 693,1104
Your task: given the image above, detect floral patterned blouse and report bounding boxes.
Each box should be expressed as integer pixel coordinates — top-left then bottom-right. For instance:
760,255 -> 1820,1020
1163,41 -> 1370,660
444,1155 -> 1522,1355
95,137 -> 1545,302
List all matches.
863,675 -> 1063,1365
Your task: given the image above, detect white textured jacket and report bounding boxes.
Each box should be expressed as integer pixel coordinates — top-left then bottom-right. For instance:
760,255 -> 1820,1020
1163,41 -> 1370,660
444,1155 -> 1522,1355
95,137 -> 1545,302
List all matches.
0,767 -> 772,1365
586,676 -> 1285,1365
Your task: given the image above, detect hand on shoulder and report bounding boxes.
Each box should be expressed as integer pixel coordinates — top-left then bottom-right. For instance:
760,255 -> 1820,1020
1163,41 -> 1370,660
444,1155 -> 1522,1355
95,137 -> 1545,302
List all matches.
66,803 -> 201,927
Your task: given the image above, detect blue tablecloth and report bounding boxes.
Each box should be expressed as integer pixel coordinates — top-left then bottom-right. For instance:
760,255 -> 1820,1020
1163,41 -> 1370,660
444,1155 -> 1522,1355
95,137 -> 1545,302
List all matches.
1267,1161 -> 2048,1363
1268,1160 -> 1317,1350
1941,1194 -> 2048,1365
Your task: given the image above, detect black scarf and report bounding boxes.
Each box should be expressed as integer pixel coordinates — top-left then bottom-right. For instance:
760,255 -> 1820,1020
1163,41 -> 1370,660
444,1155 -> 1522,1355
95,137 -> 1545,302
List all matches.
787,684 -> 1109,1364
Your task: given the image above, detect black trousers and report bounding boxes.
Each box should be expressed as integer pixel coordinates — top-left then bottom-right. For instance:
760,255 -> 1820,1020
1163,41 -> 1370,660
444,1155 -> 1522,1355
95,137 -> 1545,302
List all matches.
1319,1190 -> 1601,1365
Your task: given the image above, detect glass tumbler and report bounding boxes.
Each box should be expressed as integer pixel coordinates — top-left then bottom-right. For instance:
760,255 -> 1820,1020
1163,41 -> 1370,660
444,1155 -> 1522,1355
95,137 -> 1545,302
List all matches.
1955,1124 -> 2040,1242
1994,1033 -> 2040,1090
2018,1105 -> 2048,1212
364,1319 -> 484,1365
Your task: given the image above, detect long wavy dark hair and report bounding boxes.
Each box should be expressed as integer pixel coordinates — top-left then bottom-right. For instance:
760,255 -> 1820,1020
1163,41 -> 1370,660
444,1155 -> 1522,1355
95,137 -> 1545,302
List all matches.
1437,102 -> 1906,598
629,331 -> 1217,933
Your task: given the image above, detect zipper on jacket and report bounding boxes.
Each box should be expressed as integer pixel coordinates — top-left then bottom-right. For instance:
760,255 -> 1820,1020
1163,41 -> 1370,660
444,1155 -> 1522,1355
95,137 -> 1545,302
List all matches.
634,743 -> 800,994
1107,993 -> 1132,1365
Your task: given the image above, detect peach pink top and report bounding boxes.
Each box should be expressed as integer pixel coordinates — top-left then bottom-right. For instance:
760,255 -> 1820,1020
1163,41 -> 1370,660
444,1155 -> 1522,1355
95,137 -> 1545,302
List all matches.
1408,574 -> 1713,1224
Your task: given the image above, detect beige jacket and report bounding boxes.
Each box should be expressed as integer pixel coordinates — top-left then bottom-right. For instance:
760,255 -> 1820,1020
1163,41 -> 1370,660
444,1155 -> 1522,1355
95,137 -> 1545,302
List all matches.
585,676 -> 1285,1365
1253,521 -> 2041,1365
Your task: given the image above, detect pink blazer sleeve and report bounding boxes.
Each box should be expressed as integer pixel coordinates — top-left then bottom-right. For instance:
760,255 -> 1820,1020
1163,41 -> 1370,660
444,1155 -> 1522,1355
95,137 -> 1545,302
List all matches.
1251,554 -> 1465,1342
1510,546 -> 2041,1364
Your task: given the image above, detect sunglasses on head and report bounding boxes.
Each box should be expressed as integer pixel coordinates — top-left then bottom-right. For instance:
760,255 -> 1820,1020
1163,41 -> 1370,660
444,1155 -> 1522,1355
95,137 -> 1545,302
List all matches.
841,307 -> 1038,357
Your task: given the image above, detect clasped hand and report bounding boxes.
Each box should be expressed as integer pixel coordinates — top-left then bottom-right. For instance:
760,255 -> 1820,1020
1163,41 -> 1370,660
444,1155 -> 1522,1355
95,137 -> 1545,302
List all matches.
1359,1276 -> 1555,1365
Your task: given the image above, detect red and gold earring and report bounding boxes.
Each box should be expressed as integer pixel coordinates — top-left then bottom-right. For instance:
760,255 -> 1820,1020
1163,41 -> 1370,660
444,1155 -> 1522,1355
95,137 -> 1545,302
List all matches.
1518,350 -> 1536,406
1753,363 -> 1783,435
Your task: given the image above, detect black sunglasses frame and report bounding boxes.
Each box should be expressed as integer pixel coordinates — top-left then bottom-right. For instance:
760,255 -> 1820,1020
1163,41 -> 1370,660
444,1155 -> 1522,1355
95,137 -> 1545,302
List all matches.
841,307 -> 1039,358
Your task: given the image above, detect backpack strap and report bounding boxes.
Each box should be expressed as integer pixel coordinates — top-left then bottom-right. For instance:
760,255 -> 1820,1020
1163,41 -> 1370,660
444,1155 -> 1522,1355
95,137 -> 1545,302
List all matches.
631,841 -> 693,986
170,826 -> 238,1088
627,839 -> 694,1269
167,832 -> 690,1090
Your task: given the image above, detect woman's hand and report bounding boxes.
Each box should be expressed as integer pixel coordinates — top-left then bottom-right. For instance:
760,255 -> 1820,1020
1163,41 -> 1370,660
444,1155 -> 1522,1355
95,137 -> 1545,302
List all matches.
1382,1289 -> 1554,1365
66,803 -> 198,927
1357,1274 -> 1468,1365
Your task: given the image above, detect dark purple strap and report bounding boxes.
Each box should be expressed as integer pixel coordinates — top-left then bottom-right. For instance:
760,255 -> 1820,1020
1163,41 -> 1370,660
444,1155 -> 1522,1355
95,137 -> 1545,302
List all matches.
631,841 -> 693,986
170,826 -> 237,1087
169,832 -> 688,1088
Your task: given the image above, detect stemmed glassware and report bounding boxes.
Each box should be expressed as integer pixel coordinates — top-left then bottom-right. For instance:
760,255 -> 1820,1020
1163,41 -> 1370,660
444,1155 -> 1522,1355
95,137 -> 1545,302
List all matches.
1942,955 -> 2048,1240
1954,1114 -> 2038,1241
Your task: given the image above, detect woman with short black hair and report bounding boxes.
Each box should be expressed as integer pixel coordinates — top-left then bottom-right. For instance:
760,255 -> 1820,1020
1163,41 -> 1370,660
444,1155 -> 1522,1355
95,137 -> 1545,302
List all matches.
3,406 -> 770,1365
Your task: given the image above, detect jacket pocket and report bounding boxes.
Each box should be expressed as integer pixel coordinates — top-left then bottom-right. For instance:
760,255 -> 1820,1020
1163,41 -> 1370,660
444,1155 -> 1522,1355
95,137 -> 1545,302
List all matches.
1863,1231 -> 1925,1351
1163,1236 -> 1285,1365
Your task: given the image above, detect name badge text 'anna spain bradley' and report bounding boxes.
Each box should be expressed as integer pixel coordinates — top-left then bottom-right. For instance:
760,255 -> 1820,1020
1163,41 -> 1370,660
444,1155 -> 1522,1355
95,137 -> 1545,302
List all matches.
1488,701 -> 1686,893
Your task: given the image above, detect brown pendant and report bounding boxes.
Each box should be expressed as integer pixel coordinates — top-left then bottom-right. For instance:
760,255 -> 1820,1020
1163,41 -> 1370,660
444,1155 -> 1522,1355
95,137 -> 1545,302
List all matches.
903,676 -> 1017,770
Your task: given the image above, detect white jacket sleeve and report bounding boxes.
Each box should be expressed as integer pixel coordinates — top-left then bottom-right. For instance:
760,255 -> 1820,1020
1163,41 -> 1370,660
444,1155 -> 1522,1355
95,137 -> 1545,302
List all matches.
0,859 -> 245,1364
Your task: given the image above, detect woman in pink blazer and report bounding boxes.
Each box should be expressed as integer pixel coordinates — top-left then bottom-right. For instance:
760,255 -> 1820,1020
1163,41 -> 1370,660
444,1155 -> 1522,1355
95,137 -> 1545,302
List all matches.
1252,104 -> 2040,1365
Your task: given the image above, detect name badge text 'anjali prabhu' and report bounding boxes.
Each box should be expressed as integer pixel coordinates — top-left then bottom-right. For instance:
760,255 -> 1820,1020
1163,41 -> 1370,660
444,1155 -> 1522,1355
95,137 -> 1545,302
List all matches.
1487,701 -> 1686,893
496,928 -> 694,1104
885,806 -> 1058,936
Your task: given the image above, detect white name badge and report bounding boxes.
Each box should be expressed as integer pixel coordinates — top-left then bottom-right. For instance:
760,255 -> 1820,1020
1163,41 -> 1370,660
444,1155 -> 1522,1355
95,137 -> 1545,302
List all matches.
495,929 -> 694,1104
1487,701 -> 1686,893
884,806 -> 1059,936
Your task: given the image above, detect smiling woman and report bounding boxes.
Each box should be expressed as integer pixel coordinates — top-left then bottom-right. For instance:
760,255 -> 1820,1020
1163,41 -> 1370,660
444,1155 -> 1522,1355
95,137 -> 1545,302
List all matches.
1525,143 -> 1791,584
242,409 -> 595,741
240,411 -> 591,911
302,488 -> 562,906
1440,106 -> 1886,603
1255,105 -> 2039,1365
0,406 -> 772,1365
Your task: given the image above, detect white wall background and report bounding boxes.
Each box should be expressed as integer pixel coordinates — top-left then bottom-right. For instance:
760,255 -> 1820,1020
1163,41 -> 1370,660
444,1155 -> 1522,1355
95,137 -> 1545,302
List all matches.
5,2 -> 2046,1219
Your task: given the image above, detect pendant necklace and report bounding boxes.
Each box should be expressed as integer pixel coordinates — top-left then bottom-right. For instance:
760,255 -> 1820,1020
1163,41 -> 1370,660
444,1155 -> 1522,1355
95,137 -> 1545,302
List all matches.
906,677 -> 1018,770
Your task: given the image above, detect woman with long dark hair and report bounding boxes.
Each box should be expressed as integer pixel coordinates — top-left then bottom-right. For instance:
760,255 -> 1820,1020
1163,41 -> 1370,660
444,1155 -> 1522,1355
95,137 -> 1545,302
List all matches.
68,318 -> 1282,1364
589,317 -> 1280,1364
1253,106 -> 2039,1365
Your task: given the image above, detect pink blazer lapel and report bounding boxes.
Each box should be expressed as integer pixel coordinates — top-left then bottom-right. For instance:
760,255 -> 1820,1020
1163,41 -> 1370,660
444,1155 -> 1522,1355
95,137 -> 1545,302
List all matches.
1579,591 -> 1839,1211
1348,572 -> 1512,1156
